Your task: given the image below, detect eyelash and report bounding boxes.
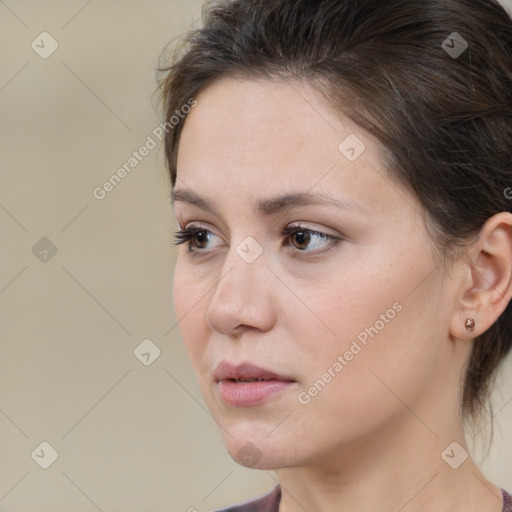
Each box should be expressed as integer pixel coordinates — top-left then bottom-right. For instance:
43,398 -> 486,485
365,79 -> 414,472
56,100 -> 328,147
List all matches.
172,223 -> 342,258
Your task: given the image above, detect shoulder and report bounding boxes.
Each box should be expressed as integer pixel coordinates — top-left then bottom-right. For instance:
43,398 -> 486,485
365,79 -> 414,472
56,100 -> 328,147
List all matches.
502,488 -> 512,512
211,485 -> 281,512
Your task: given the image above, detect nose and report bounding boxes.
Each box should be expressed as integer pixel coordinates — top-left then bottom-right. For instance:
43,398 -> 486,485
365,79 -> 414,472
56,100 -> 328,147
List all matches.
205,244 -> 277,337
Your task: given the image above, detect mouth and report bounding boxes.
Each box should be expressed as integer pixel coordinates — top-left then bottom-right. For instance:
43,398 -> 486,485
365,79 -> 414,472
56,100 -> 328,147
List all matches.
226,377 -> 276,382
214,361 -> 296,407
214,360 -> 295,383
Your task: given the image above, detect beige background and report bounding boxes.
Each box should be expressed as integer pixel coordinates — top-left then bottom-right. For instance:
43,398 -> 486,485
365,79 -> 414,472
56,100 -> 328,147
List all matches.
1,1 -> 511,511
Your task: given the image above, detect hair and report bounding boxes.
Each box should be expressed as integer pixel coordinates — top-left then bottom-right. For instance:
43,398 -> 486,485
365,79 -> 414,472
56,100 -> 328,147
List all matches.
158,0 -> 512,441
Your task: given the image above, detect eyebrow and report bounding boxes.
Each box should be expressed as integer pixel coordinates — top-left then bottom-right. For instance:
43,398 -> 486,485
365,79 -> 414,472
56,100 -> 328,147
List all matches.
171,188 -> 364,217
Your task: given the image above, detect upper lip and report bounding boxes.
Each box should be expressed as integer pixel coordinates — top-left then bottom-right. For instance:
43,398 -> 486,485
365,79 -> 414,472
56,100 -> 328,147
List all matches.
214,361 -> 295,382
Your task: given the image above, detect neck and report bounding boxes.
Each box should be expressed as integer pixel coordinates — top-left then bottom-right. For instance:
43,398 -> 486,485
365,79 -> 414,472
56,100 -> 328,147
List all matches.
276,414 -> 503,512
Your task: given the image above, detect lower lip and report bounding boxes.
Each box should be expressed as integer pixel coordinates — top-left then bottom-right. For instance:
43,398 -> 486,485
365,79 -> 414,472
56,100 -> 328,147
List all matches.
218,380 -> 294,406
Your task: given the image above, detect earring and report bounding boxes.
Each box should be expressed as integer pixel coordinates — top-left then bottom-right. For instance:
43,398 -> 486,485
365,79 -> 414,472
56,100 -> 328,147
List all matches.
464,317 -> 475,332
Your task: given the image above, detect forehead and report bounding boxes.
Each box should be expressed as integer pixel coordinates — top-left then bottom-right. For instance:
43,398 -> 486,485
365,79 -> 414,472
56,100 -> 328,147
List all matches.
174,76 -> 419,227
178,77 -> 371,184
181,76 -> 344,143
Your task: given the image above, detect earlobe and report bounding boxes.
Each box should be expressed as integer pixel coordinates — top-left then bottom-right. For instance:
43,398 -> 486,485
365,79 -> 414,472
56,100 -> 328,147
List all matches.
449,212 -> 512,340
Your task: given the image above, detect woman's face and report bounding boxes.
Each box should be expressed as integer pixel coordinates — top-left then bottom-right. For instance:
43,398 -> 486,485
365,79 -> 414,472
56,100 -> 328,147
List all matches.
172,77 -> 466,469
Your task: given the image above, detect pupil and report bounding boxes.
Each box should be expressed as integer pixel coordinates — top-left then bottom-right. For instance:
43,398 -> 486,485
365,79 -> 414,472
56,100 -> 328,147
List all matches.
195,230 -> 208,247
294,230 -> 310,249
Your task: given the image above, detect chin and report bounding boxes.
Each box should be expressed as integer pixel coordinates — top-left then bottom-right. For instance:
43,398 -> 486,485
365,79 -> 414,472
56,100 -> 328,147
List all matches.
218,424 -> 301,470
225,439 -> 288,470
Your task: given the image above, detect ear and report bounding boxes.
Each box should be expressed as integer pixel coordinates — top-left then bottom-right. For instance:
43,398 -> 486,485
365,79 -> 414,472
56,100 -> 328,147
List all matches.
450,212 -> 512,340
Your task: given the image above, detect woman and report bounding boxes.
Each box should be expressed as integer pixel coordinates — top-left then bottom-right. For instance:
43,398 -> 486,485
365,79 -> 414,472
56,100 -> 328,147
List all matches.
159,0 -> 512,510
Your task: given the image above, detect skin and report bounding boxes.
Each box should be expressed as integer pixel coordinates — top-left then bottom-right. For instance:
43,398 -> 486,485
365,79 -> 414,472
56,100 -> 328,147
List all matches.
171,76 -> 512,512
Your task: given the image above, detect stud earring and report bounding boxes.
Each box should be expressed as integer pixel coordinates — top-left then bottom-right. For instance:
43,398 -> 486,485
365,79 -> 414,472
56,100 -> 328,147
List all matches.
464,317 -> 475,332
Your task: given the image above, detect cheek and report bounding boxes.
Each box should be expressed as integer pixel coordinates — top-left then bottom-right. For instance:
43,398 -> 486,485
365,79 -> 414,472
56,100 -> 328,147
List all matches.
172,256 -> 209,319
318,297 -> 441,419
290,309 -> 421,447
172,258 -> 211,367
289,254 -> 437,398
292,256 -> 402,347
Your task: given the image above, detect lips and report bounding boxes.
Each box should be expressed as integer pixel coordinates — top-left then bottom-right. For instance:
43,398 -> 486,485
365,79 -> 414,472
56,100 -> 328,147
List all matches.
214,361 -> 295,383
215,361 -> 296,407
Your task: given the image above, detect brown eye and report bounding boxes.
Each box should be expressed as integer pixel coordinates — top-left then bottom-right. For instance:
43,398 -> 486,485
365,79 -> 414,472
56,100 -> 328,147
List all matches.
191,229 -> 210,249
172,225 -> 222,253
290,229 -> 311,250
283,224 -> 339,254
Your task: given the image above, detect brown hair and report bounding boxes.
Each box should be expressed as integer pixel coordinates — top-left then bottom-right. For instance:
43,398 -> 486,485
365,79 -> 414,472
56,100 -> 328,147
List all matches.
158,0 -> 512,437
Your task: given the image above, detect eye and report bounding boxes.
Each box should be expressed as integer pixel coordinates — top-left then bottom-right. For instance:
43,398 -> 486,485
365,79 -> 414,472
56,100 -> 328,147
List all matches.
282,224 -> 341,255
172,224 -> 223,252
